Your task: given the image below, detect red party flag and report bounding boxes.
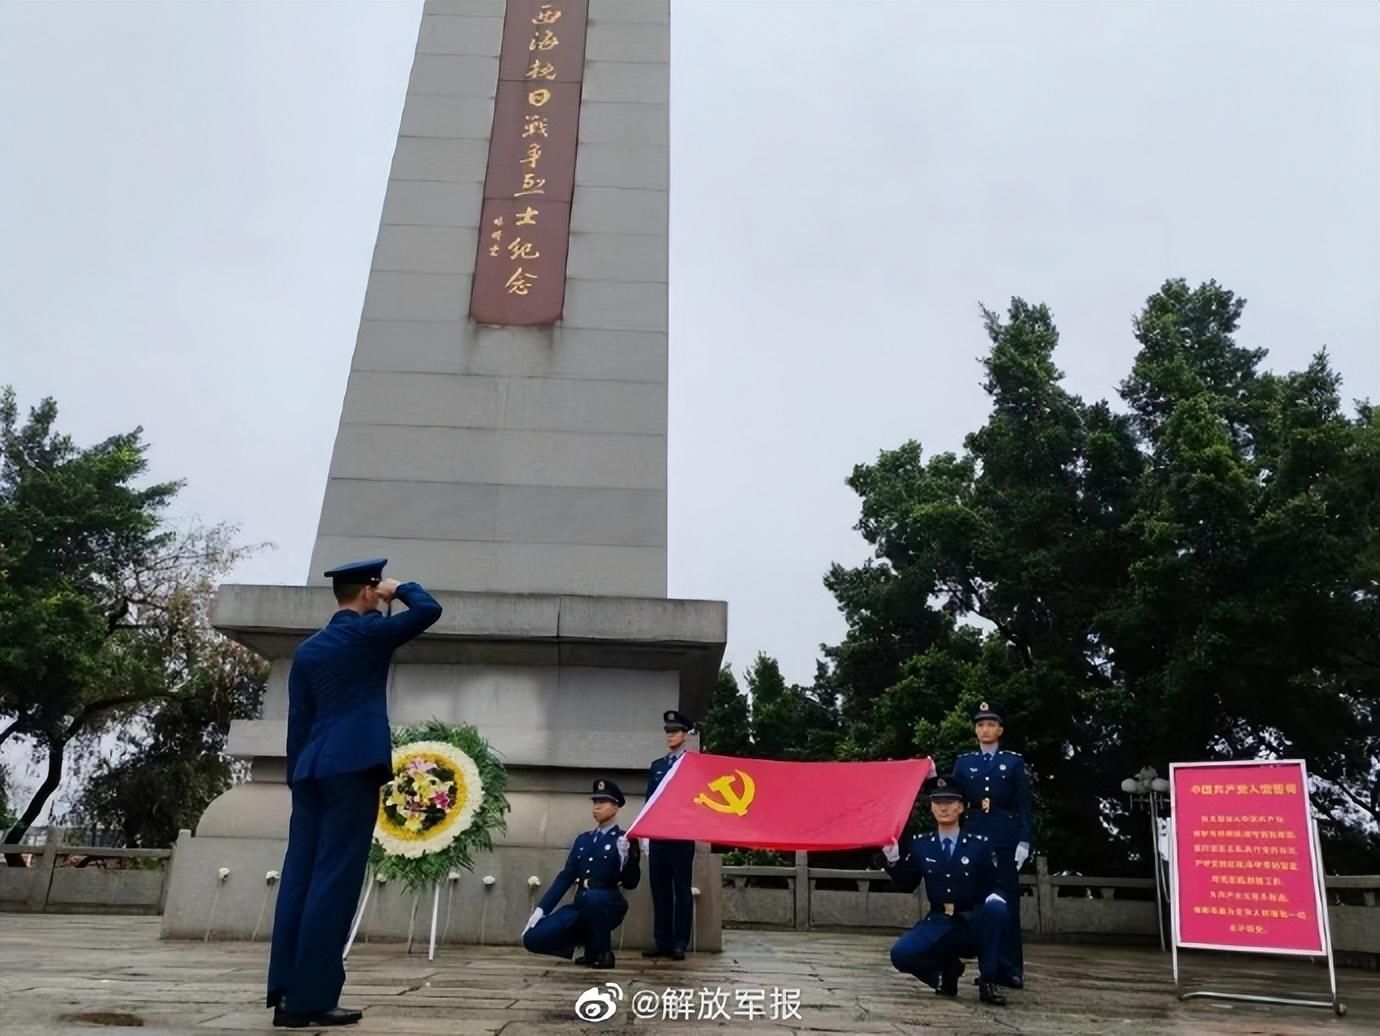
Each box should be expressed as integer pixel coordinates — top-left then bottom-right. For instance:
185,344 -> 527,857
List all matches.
626,752 -> 933,851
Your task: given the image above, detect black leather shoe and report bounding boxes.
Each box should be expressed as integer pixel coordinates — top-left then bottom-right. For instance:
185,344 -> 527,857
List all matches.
937,960 -> 965,997
642,948 -> 668,959
591,951 -> 616,969
669,949 -> 686,961
1001,974 -> 1024,989
977,980 -> 1007,1006
273,1006 -> 363,1028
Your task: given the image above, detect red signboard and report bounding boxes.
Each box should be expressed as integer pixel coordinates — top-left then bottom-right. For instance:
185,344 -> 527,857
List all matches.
1170,760 -> 1326,955
470,0 -> 587,326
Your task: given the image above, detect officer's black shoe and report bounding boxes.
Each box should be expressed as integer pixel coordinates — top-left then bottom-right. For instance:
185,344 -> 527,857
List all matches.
1001,974 -> 1024,990
642,948 -> 668,959
977,980 -> 1007,1006
668,949 -> 686,961
273,1006 -> 363,1028
936,960 -> 965,997
591,951 -> 616,969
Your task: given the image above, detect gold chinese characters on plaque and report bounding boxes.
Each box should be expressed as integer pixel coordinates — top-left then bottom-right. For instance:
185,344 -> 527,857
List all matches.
470,0 -> 588,326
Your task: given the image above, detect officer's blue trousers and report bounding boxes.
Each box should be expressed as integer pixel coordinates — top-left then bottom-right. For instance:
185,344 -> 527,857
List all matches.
266,771 -> 380,1014
991,844 -> 1024,980
889,898 -> 1007,989
523,890 -> 628,959
648,839 -> 694,952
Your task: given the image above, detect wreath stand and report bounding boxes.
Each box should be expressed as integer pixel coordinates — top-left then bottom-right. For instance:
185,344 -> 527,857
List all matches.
343,875 -> 443,961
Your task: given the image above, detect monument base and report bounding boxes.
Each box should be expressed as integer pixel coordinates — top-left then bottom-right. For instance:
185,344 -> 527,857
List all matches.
160,832 -> 722,952
161,585 -> 727,950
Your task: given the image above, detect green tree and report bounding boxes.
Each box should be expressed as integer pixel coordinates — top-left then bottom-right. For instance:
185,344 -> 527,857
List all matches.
1107,282 -> 1380,857
820,282 -> 1380,870
64,568 -> 268,848
700,665 -> 753,756
746,653 -> 840,761
0,388 -> 262,856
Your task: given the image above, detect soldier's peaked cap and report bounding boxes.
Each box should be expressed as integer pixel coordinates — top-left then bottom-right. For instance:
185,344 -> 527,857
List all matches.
971,701 -> 1005,724
591,778 -> 625,807
323,558 -> 388,584
922,774 -> 965,801
663,709 -> 695,732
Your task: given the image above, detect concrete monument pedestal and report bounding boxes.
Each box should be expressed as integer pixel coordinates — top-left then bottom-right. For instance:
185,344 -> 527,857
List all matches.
161,0 -> 728,950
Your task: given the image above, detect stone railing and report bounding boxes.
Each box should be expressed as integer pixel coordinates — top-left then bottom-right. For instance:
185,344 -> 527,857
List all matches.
722,852 -> 1380,962
0,829 -> 173,915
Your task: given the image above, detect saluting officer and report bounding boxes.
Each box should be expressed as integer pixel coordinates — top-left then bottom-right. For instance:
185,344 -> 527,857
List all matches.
522,779 -> 642,969
881,774 -> 1008,1006
641,709 -> 696,960
267,559 -> 442,1029
953,701 -> 1033,988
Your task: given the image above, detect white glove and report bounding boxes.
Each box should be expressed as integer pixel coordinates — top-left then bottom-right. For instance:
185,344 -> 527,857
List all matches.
522,907 -> 544,935
882,840 -> 901,864
1014,842 -> 1030,869
616,835 -> 630,865
986,893 -> 1006,905
639,837 -> 650,855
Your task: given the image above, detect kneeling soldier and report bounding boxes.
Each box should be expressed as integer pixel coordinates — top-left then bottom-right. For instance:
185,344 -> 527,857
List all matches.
522,779 -> 641,969
880,773 -> 1008,1006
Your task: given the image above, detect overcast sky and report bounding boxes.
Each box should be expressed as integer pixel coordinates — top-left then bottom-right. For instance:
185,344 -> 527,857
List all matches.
2,0 -> 1377,799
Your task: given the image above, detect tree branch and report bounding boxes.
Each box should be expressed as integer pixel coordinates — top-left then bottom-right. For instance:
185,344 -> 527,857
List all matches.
1334,780 -> 1379,826
0,717 -> 22,749
63,691 -> 175,741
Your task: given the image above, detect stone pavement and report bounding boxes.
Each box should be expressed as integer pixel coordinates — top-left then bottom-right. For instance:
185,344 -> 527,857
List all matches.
0,915 -> 1372,1035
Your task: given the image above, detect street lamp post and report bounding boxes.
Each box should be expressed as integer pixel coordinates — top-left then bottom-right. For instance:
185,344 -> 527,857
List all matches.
1122,766 -> 1171,952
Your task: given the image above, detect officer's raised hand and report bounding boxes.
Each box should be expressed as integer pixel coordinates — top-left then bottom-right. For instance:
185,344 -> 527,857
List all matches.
616,834 -> 630,866
882,839 -> 901,864
1014,842 -> 1030,870
375,577 -> 401,601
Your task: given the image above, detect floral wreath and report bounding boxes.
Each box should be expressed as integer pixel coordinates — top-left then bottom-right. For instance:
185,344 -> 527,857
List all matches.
369,720 -> 509,891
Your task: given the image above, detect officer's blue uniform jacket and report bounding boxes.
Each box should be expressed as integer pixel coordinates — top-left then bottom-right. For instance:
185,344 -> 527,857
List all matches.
524,824 -> 641,960
645,751 -> 685,803
886,830 -> 1000,915
884,830 -> 1006,987
286,582 -> 443,785
538,824 -> 641,914
953,749 -> 1032,849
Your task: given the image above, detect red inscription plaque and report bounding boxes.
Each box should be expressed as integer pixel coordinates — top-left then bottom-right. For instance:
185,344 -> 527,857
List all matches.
470,0 -> 588,326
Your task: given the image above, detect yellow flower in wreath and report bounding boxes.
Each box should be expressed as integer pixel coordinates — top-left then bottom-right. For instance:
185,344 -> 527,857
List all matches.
374,740 -> 484,860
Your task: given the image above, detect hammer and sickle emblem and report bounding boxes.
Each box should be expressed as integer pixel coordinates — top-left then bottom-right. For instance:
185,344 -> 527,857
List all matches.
694,770 -> 756,816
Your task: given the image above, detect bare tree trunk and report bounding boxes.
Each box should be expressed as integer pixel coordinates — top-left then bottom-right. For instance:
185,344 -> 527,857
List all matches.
3,740 -> 64,868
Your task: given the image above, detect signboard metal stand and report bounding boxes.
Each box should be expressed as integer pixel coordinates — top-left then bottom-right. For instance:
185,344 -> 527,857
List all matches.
1169,760 -> 1345,1017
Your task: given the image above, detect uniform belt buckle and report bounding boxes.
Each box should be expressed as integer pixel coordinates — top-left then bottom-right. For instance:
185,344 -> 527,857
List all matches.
943,903 -> 955,916
981,797 -> 991,813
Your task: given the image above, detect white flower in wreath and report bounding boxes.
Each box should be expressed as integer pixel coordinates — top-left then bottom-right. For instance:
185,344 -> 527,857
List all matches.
374,740 -> 485,860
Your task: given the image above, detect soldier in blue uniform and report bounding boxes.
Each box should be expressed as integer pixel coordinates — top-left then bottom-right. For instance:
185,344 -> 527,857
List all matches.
881,774 -> 1008,1006
953,701 -> 1033,988
641,709 -> 696,960
522,779 -> 642,969
266,559 -> 442,1029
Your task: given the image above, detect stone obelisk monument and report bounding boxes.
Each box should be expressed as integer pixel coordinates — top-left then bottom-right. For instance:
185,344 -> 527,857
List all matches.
162,0 -> 727,950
